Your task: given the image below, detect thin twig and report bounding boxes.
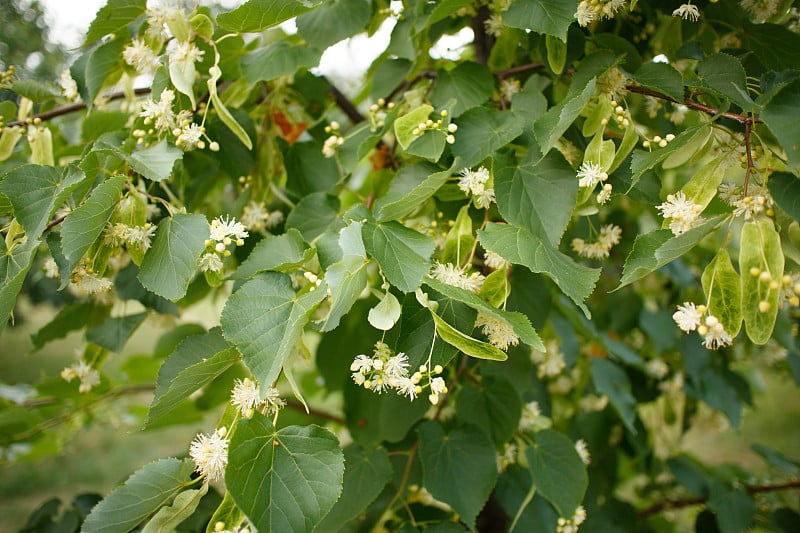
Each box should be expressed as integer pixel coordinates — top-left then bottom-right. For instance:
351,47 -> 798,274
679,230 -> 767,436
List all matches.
743,120 -> 755,196
494,62 -> 547,79
6,87 -> 152,128
283,399 -> 345,424
637,479 -> 800,519
386,70 -> 437,103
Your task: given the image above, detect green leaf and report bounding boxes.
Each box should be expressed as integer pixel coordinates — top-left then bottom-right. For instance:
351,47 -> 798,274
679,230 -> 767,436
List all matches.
740,218 -> 784,344
285,192 -> 340,242
146,328 -> 239,428
86,38 -> 124,105
138,214 -> 208,301
296,0 -> 370,49
0,240 -> 37,333
317,222 -> 369,331
451,108 -> 526,168
241,42 -> 322,84
417,421 -> 498,529
546,34 -> 567,75
617,215 -> 725,289
86,312 -> 147,352
424,277 -> 544,350
374,162 -> 455,222
220,272 -> 326,389
31,302 -> 107,350
430,62 -> 494,117
768,172 -> 800,223
394,104 -> 434,150
205,492 -> 244,533
284,140 -> 341,198
85,0 -> 146,46
362,221 -> 435,293
761,78 -> 800,172
629,125 -> 709,187
504,0 -> 579,41
0,164 -> 86,240
8,79 -> 60,102
702,249 -> 742,337
427,0 -> 474,25
696,53 -> 753,110
61,175 -> 125,273
494,147 -> 577,247
741,22 -> 800,71
526,429 -> 588,517
142,484 -> 209,533
232,229 -> 313,280
708,485 -> 755,533
420,302 -> 507,361
477,223 -> 600,317
442,205 -> 473,265
633,62 -> 684,102
129,140 -> 183,182
533,78 -> 595,153
217,0 -> 322,32
82,458 -> 194,533
344,379 -> 430,445
591,358 -> 637,433
226,418 -> 344,533
315,444 -> 393,531
456,376 -> 522,445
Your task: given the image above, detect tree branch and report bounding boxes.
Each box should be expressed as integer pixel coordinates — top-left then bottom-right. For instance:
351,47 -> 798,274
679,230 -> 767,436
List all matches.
6,87 -> 152,128
325,77 -> 365,124
470,5 -> 494,66
494,62 -> 547,79
284,399 -> 345,425
624,84 -> 761,125
637,480 -> 800,520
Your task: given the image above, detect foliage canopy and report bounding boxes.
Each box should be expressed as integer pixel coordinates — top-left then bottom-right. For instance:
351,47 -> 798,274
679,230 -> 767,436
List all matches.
2,0 -> 800,532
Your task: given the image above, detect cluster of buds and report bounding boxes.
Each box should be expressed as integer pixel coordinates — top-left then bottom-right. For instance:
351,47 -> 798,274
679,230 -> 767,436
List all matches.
609,101 -> 630,128
322,121 -> 345,158
350,342 -> 448,405
368,98 -> 395,131
643,133 -> 676,149
672,303 -> 733,350
230,378 -> 285,419
749,268 -> 800,310
412,109 -> 458,144
557,506 -> 588,533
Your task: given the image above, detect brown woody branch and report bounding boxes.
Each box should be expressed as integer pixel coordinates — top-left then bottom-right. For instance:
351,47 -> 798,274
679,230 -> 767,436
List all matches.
324,77 -> 365,124
624,84 -> 761,126
637,479 -> 800,520
284,399 -> 345,425
6,87 -> 152,128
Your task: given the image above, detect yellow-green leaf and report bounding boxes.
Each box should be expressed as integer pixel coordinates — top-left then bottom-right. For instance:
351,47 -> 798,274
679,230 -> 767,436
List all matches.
740,218 -> 784,344
702,249 -> 742,337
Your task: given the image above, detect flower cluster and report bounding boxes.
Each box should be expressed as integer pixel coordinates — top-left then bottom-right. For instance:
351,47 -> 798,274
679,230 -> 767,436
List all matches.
740,0 -> 779,22
643,133 -> 676,149
576,161 -> 608,189
575,439 -> 591,465
70,261 -> 113,297
137,89 -> 216,151
531,339 -> 566,378
230,378 -> 285,419
673,3 -> 701,21
572,224 -> 622,260
457,166 -> 495,208
350,342 -> 448,404
123,38 -> 160,74
105,222 -> 157,251
412,109 -> 458,144
199,216 -> 249,274
475,312 -> 519,350
557,506 -> 588,533
518,400 -> 552,433
598,67 -> 629,102
240,201 -> 283,232
483,251 -> 507,271
431,261 -> 485,293
189,427 -> 229,482
672,303 -> 733,349
575,0 -> 627,26
61,360 -> 100,393
496,442 -> 517,473
656,191 -> 703,235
